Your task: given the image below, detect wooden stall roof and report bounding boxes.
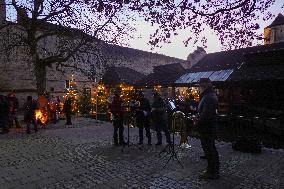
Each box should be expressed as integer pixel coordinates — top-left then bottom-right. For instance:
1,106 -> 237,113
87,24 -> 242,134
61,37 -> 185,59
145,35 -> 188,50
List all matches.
102,67 -> 145,86
175,42 -> 284,86
135,63 -> 186,87
228,49 -> 284,82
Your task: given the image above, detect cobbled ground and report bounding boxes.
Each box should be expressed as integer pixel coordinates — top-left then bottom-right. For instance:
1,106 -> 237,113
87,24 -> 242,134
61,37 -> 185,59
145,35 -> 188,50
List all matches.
0,117 -> 283,189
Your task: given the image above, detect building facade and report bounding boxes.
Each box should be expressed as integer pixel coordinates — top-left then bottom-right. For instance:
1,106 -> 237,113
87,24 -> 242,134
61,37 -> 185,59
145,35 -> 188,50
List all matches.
264,13 -> 284,44
0,1 -> 187,106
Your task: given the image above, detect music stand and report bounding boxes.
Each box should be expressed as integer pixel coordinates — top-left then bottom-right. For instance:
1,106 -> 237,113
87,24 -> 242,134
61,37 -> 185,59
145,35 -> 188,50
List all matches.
121,111 -> 146,152
159,111 -> 184,168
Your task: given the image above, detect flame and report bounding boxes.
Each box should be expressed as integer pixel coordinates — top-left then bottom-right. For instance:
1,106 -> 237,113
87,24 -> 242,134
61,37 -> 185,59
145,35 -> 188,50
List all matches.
35,109 -> 48,124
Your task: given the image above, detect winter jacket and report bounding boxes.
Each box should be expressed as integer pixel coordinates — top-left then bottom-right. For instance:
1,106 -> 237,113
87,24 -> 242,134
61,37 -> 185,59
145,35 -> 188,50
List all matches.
63,99 -> 72,114
109,95 -> 124,118
24,100 -> 37,121
197,87 -> 218,136
7,96 -> 19,113
135,97 -> 151,119
151,97 -> 167,122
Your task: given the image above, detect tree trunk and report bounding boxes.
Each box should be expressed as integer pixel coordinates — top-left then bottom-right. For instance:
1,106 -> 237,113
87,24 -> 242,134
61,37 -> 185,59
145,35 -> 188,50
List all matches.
34,61 -> 46,95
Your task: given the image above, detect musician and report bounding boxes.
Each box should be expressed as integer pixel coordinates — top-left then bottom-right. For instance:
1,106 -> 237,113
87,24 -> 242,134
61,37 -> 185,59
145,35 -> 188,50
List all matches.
197,78 -> 219,179
109,88 -> 126,146
135,91 -> 151,145
151,92 -> 171,145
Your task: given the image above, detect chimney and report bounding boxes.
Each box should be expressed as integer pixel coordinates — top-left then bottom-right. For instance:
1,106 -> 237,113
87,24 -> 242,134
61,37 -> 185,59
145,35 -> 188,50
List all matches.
0,0 -> 6,24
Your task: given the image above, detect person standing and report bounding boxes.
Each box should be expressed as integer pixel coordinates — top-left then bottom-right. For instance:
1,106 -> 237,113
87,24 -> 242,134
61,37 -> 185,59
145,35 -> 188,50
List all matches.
63,97 -> 72,125
7,93 -> 20,128
109,88 -> 126,146
135,91 -> 151,145
151,92 -> 171,145
197,78 -> 219,179
23,96 -> 38,134
0,95 -> 10,134
49,96 -> 58,124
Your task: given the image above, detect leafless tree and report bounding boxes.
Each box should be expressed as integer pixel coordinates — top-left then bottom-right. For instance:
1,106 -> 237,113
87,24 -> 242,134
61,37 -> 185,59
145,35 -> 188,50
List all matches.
0,0 -> 281,94
90,0 -> 278,48
0,0 -> 135,94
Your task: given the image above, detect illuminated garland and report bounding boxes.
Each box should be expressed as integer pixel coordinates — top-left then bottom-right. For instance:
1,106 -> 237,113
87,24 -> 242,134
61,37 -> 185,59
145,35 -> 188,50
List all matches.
119,83 -> 135,111
96,83 -> 109,113
64,75 -> 79,114
176,87 -> 200,101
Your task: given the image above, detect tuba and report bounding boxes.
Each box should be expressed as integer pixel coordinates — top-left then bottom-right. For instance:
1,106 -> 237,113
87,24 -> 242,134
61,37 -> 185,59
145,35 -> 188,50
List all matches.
172,111 -> 189,146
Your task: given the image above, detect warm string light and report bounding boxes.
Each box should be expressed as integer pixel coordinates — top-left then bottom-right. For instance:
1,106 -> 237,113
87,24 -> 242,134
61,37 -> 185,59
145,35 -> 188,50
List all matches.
96,83 -> 109,113
176,87 -> 200,101
154,85 -> 162,92
119,83 -> 135,111
64,75 -> 79,113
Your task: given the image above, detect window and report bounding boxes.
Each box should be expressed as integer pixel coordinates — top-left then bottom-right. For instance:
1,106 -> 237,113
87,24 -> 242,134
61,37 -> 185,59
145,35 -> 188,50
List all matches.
65,80 -> 70,88
50,87 -> 54,92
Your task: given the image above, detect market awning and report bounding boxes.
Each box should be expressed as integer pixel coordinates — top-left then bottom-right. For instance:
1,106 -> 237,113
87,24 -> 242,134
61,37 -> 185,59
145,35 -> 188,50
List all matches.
175,69 -> 234,84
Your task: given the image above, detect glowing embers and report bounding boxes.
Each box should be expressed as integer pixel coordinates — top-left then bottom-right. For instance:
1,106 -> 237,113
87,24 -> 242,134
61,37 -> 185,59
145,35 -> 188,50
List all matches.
35,109 -> 48,125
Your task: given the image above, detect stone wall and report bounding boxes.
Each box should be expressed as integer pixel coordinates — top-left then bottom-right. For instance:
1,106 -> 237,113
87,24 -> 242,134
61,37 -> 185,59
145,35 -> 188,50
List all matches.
264,25 -> 284,44
0,24 -> 185,107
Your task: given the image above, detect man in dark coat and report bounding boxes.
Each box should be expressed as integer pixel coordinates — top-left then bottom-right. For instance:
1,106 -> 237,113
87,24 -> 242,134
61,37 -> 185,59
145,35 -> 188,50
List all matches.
24,96 -> 38,134
109,88 -> 126,146
135,91 -> 151,145
7,93 -> 20,128
63,97 -> 72,125
0,95 -> 10,134
151,92 -> 171,145
197,78 -> 219,179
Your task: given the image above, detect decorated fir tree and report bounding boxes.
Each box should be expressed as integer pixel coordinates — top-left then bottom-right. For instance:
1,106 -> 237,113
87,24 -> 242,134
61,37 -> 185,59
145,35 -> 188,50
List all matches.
65,75 -> 79,114
78,88 -> 92,115
97,83 -> 109,113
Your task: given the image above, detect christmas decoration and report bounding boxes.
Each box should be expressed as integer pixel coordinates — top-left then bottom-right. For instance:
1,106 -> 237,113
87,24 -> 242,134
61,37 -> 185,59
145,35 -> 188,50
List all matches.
96,83 -> 109,113
176,87 -> 200,102
119,83 -> 135,111
78,87 -> 92,115
64,75 -> 79,114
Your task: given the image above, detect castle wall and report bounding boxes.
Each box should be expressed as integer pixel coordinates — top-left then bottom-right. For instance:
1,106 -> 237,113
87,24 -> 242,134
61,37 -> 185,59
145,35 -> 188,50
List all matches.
0,25 -> 185,107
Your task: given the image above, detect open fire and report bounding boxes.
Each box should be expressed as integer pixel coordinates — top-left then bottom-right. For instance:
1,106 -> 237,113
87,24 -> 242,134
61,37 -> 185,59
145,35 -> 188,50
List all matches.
35,109 -> 48,124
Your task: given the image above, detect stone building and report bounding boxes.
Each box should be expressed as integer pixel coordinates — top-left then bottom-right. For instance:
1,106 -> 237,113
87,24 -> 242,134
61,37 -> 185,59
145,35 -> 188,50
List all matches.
264,13 -> 284,44
186,47 -> 207,68
0,1 -> 186,106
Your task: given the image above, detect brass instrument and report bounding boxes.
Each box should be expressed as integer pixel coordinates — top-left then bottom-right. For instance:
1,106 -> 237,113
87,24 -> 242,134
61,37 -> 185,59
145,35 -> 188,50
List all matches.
172,111 -> 188,146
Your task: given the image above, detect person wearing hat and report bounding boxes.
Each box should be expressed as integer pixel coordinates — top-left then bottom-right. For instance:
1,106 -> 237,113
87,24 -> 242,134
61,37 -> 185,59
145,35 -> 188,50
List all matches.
197,78 -> 219,179
135,91 -> 151,145
109,88 -> 126,146
151,92 -> 171,145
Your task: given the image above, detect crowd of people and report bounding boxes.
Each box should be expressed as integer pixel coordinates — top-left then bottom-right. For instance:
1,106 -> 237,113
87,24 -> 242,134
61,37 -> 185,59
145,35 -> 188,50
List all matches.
0,93 -> 73,134
108,78 -> 220,179
0,78 -> 220,180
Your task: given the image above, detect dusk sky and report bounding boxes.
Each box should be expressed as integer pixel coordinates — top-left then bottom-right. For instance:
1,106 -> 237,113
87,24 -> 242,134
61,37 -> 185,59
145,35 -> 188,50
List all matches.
5,0 -> 284,60
128,0 -> 284,60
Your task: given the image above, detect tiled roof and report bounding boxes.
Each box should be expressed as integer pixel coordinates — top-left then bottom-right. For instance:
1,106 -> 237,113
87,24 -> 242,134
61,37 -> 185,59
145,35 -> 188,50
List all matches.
189,42 -> 284,72
175,43 -> 284,85
135,63 -> 186,86
102,67 -> 145,85
268,13 -> 284,28
228,49 -> 284,82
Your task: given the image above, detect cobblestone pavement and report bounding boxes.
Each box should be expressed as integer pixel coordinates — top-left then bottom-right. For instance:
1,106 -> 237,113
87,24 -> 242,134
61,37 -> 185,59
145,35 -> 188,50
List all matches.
0,117 -> 283,189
